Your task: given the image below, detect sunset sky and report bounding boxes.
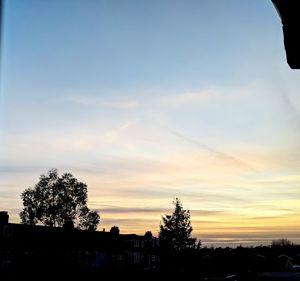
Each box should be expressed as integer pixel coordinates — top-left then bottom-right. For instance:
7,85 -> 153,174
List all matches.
1,0 -> 300,246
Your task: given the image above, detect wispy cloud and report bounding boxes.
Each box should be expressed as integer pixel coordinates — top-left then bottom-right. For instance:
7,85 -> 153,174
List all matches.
269,70 -> 300,132
97,187 -> 249,205
67,95 -> 140,109
166,127 -> 256,172
99,206 -> 169,214
277,88 -> 300,131
98,205 -> 223,216
160,88 -> 219,106
159,85 -> 248,106
65,84 -> 250,111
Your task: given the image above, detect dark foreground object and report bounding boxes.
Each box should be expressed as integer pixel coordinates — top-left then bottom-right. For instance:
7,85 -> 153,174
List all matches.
272,0 -> 300,69
2,270 -> 300,281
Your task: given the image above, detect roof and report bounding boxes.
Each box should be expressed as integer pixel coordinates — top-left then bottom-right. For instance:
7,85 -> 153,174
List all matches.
0,222 -> 155,252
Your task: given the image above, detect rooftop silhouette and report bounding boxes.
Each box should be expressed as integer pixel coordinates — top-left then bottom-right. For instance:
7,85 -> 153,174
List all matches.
1,211 -> 300,281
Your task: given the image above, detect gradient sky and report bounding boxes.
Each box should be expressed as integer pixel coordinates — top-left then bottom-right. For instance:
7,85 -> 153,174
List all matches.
1,0 -> 300,247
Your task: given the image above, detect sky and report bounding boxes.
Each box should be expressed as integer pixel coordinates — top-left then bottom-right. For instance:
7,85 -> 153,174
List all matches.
1,0 -> 300,247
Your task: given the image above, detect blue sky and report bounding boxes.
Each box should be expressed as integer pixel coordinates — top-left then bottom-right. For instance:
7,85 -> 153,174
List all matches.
1,0 -> 300,246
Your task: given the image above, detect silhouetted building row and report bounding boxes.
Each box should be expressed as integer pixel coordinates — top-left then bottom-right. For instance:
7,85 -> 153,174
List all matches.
0,211 -> 159,276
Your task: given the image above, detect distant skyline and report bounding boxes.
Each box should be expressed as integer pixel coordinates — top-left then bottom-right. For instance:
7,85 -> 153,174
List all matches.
1,0 -> 300,247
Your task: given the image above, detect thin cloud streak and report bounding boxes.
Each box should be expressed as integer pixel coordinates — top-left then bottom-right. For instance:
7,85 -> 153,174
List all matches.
67,95 -> 139,109
159,86 -> 249,106
166,127 -> 257,172
270,71 -> 300,131
159,88 -> 219,106
98,206 -> 223,216
90,186 -> 250,205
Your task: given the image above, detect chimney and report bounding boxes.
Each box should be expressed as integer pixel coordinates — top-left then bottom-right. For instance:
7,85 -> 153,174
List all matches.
0,211 -> 9,224
63,220 -> 74,230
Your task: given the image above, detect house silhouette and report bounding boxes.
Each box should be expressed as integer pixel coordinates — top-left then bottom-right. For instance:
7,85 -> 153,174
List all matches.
0,211 -> 159,279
